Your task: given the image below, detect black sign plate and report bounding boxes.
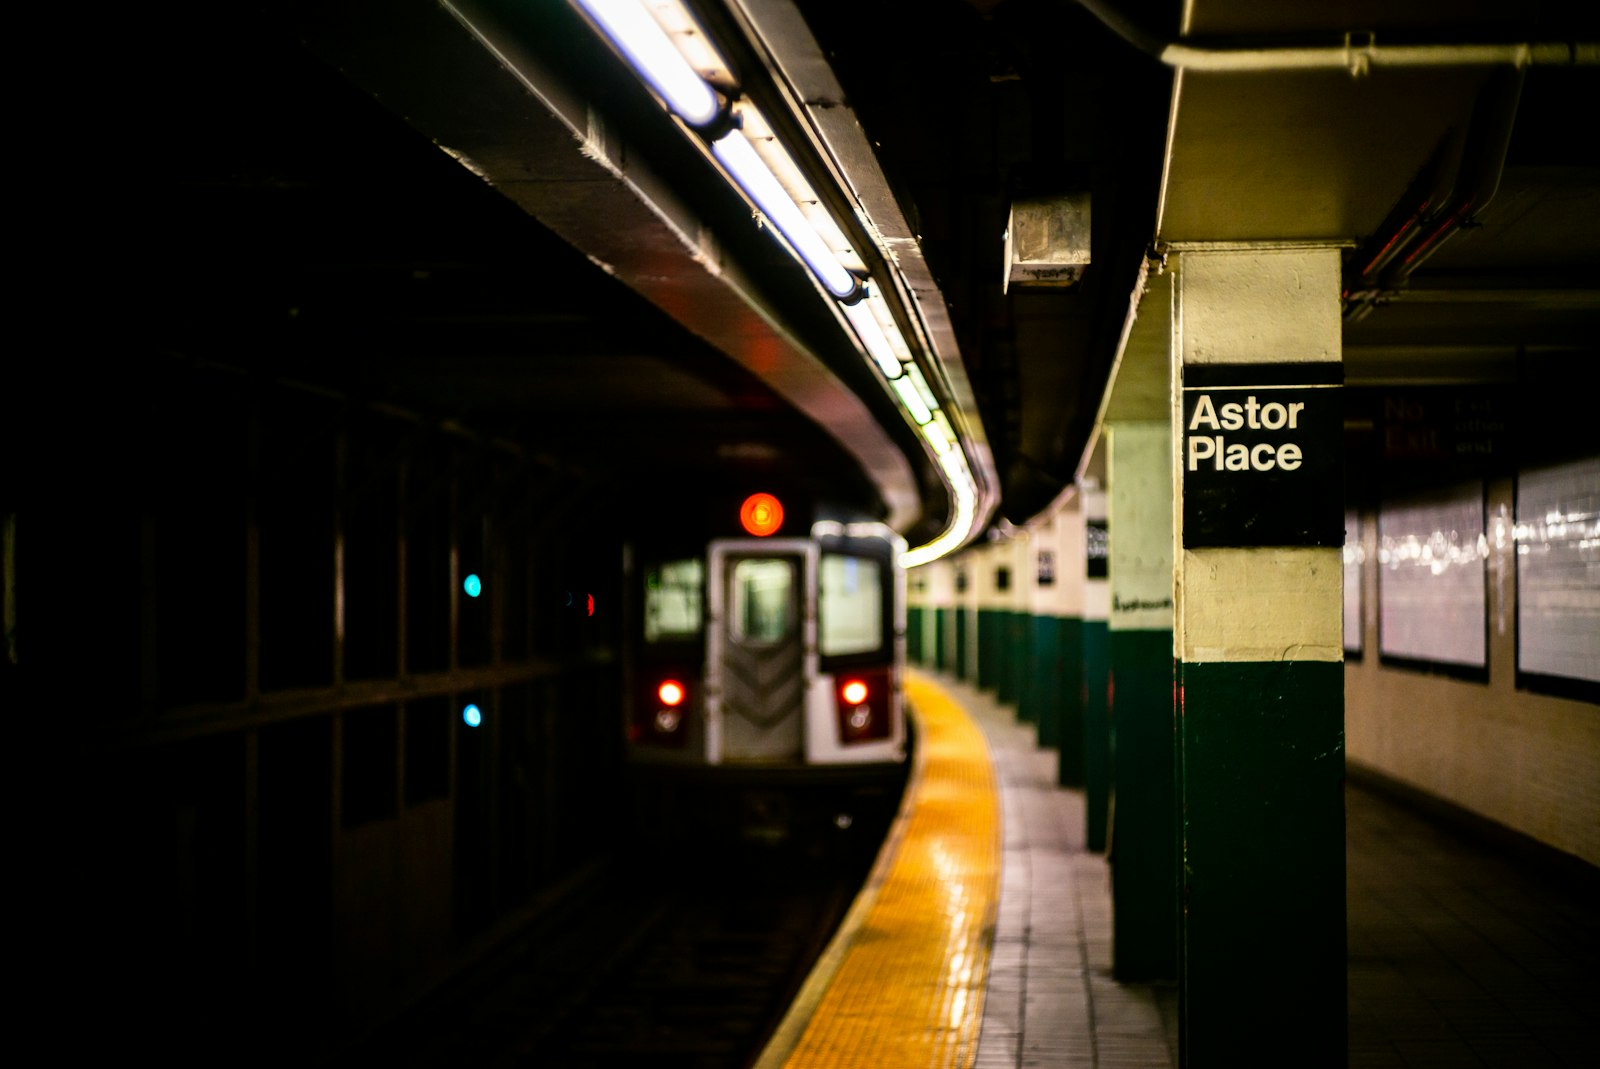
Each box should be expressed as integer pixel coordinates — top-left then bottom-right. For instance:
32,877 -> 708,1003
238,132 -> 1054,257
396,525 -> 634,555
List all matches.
1181,362 -> 1342,548
1037,549 -> 1056,587
1086,519 -> 1109,578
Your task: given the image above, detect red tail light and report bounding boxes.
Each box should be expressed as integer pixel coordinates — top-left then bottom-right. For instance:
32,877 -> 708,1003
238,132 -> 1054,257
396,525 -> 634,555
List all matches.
835,669 -> 892,744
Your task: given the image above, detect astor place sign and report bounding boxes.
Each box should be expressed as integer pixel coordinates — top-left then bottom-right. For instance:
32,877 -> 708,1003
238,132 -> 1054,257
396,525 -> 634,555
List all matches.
1181,363 -> 1343,549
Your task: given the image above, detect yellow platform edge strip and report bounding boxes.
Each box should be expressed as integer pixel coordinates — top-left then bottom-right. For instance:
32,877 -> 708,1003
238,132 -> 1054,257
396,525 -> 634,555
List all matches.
754,670 -> 1001,1069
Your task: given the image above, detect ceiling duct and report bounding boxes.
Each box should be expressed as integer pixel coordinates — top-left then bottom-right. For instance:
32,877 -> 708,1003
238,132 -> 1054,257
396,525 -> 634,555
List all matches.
1004,193 -> 1092,292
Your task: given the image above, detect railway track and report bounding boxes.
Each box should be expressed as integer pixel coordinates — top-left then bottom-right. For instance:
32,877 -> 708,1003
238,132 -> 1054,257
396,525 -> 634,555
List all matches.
345,793 -> 896,1069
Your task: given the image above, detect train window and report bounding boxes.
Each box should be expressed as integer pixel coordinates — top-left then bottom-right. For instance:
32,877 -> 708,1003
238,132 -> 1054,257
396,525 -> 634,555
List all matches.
644,559 -> 704,643
820,554 -> 883,657
730,559 -> 794,643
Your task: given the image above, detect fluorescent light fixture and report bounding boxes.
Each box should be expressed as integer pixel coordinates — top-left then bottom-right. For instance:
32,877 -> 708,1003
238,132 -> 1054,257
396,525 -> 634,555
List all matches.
732,102 -> 864,280
940,448 -> 973,491
842,297 -> 904,377
905,363 -> 938,411
572,0 -> 721,127
903,473 -> 976,568
712,130 -> 860,299
858,290 -> 910,361
891,376 -> 934,425
902,443 -> 979,567
569,0 -> 988,568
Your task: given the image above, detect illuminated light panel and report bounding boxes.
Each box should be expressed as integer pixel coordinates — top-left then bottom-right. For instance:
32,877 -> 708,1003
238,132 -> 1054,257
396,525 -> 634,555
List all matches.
891,375 -> 934,425
740,491 -> 785,536
462,703 -> 483,728
940,447 -> 973,490
732,102 -> 864,280
711,130 -> 860,299
569,0 -> 988,569
841,679 -> 869,705
658,679 -> 686,706
842,298 -> 904,377
462,573 -> 482,598
640,0 -> 734,86
858,290 -> 910,361
572,0 -> 720,126
905,364 -> 938,410
903,453 -> 979,568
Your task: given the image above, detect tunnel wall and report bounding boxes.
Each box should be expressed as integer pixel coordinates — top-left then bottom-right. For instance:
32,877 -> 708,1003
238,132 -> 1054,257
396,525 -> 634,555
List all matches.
1344,473 -> 1600,869
77,360 -> 625,1055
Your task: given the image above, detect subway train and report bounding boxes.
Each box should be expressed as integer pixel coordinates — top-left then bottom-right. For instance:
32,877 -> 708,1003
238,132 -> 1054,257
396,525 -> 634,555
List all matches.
622,490 -> 909,842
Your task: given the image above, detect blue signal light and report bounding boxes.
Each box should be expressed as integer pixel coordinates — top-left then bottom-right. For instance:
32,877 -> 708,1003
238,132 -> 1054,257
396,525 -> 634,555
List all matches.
463,703 -> 483,728
463,573 -> 482,598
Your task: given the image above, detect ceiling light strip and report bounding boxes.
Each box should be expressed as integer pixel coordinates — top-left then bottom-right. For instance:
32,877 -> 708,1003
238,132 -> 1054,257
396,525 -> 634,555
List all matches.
570,0 -> 985,564
710,130 -> 861,299
571,0 -> 722,126
890,376 -> 934,426
841,297 -> 904,378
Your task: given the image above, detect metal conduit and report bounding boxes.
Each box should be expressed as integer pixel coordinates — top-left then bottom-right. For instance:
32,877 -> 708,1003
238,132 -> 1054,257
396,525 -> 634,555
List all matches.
1065,0 -> 1600,74
1164,39 -> 1599,75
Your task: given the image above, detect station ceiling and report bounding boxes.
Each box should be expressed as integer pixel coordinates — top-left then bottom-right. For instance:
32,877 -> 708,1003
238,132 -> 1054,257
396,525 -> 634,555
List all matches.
125,0 -> 1597,545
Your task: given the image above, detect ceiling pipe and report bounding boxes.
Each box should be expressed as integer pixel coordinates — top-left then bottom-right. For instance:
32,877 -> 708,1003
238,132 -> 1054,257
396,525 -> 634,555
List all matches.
1345,135 -> 1462,295
1381,68 -> 1524,288
1062,0 -> 1598,73
1342,67 -> 1524,319
1063,2 -> 1582,317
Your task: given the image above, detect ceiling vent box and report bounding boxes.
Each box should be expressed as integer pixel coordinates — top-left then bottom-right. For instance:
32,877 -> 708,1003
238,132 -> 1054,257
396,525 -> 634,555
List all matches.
1004,194 -> 1091,292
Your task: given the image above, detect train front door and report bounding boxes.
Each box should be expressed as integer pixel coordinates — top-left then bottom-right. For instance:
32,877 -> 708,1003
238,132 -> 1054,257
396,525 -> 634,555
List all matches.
707,539 -> 816,764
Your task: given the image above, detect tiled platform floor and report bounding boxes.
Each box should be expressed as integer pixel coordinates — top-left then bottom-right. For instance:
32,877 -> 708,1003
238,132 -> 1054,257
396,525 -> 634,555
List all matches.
937,673 -> 1599,1069
1345,776 -> 1599,1067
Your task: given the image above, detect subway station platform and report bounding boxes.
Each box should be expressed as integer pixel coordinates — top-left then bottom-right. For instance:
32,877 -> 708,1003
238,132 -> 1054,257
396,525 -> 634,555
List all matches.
759,670 -> 1598,1069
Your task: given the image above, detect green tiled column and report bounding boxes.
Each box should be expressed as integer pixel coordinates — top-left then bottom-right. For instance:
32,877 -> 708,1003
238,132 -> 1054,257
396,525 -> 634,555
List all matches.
954,608 -> 970,681
925,558 -> 954,673
1081,618 -> 1110,851
1046,503 -> 1087,784
1106,422 -> 1177,983
1052,616 -> 1083,773
1174,248 -> 1346,1066
999,611 -> 1023,707
977,608 -> 999,691
1080,485 -> 1110,849
1020,611 -> 1047,727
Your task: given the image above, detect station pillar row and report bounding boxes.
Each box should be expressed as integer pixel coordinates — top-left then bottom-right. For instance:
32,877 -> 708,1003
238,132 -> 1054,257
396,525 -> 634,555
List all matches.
1104,422 -> 1177,983
1042,501 -> 1088,787
1172,247 -> 1347,1066
1080,486 -> 1110,851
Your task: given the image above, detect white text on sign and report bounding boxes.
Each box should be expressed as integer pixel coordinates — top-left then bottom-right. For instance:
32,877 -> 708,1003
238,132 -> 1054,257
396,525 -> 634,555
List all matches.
1187,394 -> 1306,472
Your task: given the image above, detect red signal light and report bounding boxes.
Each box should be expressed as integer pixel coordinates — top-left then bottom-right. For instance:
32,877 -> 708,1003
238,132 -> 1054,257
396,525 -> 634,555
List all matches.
658,680 -> 686,707
841,679 -> 869,705
739,492 -> 784,537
